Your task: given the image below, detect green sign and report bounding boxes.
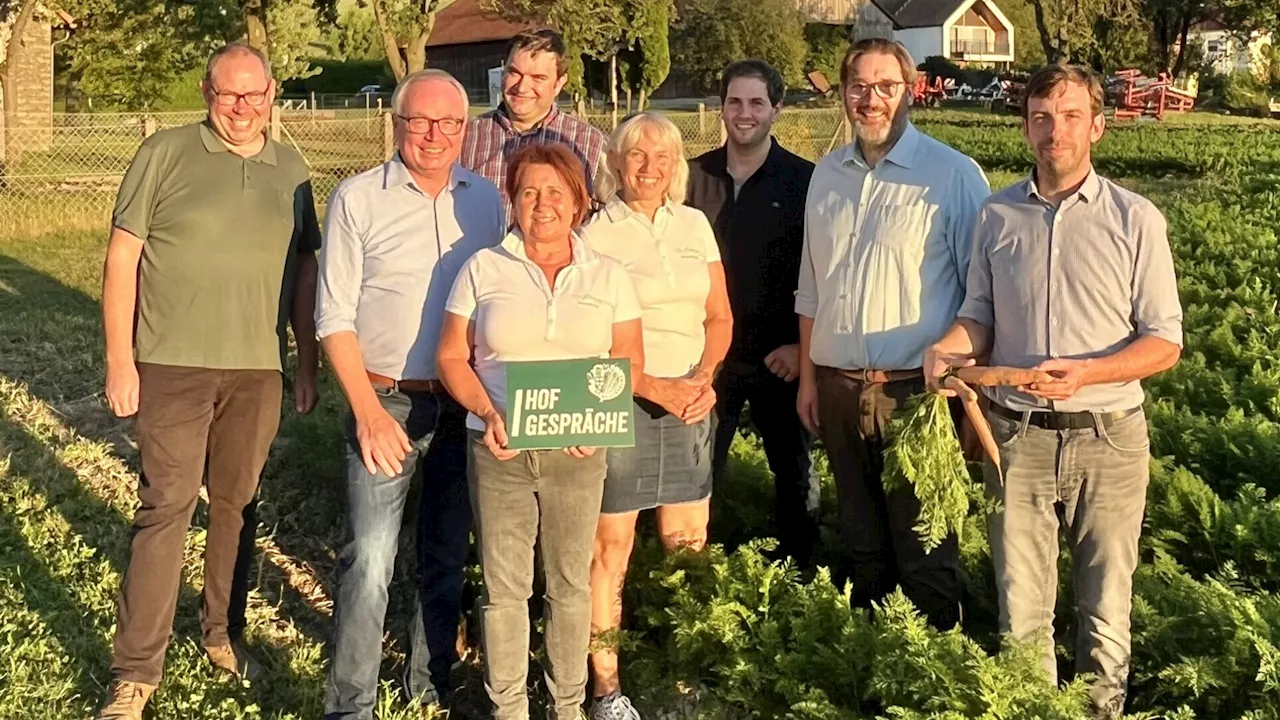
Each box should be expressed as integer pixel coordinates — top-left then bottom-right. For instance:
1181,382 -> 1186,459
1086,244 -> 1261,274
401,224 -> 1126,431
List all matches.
504,358 -> 635,450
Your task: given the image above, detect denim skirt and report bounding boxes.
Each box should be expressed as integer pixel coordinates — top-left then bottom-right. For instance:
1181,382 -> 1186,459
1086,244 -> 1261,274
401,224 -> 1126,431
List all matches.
600,398 -> 714,514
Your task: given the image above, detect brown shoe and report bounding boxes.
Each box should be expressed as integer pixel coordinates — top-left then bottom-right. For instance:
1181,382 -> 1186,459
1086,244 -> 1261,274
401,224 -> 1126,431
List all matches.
96,680 -> 156,720
206,640 -> 263,681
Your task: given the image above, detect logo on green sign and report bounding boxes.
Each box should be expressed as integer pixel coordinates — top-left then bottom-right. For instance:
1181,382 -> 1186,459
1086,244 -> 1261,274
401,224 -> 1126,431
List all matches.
505,358 -> 636,450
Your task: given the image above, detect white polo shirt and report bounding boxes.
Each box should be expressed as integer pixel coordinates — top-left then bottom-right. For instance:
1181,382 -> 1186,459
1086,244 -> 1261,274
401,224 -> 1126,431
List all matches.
580,197 -> 722,378
445,231 -> 642,431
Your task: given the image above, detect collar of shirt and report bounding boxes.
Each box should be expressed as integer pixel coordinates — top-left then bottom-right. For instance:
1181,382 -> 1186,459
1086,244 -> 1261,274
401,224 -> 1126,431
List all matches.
383,153 -> 473,196
707,137 -> 786,182
500,229 -> 598,267
494,102 -> 561,135
841,121 -> 920,171
199,121 -> 277,165
601,195 -> 675,232
1025,165 -> 1103,207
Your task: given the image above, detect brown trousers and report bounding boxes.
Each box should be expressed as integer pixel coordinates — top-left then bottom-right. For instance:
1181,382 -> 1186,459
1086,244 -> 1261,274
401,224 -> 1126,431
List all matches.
815,366 -> 963,629
110,363 -> 282,685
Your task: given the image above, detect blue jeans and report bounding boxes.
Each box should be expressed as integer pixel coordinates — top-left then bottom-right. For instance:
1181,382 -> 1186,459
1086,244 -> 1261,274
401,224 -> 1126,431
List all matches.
324,388 -> 470,719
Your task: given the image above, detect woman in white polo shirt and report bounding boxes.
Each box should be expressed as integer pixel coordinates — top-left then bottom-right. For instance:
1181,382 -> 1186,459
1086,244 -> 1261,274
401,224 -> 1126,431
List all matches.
436,143 -> 644,720
580,111 -> 733,720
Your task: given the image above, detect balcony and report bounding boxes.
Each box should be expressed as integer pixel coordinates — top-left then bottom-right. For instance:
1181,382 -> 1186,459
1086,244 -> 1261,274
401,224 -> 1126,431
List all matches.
950,39 -> 1011,57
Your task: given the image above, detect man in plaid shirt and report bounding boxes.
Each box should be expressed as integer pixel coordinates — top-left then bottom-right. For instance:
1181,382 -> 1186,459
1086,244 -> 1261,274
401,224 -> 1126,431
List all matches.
461,28 -> 609,222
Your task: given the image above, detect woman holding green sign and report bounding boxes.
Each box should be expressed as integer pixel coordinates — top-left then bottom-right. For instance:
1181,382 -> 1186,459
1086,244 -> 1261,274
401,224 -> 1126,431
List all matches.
580,111 -> 735,720
436,142 -> 646,720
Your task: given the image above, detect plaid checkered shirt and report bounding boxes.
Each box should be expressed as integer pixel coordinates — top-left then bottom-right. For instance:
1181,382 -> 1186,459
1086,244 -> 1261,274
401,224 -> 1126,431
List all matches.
460,104 -> 610,224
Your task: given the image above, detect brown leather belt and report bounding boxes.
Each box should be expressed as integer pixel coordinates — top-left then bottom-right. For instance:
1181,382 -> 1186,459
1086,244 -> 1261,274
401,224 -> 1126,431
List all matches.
990,402 -> 1141,431
367,371 -> 445,394
824,366 -> 922,384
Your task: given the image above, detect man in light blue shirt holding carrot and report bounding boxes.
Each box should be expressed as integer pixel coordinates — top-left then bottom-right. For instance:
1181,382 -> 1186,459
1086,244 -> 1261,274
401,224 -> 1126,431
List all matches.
795,38 -> 989,630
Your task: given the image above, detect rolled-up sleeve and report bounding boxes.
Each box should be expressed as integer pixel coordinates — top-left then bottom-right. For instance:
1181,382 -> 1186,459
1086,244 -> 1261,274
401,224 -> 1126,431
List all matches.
794,201 -> 819,318
445,255 -> 481,320
1131,204 -> 1183,347
947,161 -> 990,291
957,204 -> 995,328
314,186 -> 364,339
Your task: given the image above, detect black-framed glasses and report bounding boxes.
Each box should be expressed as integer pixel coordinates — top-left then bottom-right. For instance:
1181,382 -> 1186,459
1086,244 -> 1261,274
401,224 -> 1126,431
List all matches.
844,81 -> 908,100
396,115 -> 465,136
208,85 -> 269,107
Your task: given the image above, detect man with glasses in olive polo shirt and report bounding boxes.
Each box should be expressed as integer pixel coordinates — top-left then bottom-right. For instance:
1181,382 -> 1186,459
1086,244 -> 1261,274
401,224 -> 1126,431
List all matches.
96,43 -> 320,720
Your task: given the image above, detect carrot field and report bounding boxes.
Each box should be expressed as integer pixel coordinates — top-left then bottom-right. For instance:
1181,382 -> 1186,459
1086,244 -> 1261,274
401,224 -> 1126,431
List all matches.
4,110 -> 1280,719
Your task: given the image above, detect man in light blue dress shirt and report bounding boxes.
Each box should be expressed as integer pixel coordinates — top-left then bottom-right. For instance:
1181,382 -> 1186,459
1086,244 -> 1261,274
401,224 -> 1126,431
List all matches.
316,69 -> 505,719
795,38 -> 990,629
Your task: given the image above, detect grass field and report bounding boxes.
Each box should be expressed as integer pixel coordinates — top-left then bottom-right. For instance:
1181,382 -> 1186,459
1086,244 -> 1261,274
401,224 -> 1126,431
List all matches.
5,110 -> 1280,719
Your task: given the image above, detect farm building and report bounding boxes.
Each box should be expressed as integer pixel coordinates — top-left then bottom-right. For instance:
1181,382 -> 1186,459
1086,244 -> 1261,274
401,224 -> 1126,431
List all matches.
1186,20 -> 1272,79
801,0 -> 1015,68
424,0 -> 539,105
0,3 -> 75,158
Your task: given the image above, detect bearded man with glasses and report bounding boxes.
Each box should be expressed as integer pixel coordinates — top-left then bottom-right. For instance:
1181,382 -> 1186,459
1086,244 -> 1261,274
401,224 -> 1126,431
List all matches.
96,42 -> 321,719
316,69 -> 505,719
794,38 -> 990,630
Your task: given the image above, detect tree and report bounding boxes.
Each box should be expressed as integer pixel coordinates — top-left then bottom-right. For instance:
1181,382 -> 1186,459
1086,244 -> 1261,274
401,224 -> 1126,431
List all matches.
1026,0 -> 1141,65
670,0 -> 806,93
372,0 -> 457,82
242,0 -> 269,53
482,0 -> 626,98
1,0 -> 40,162
267,0 -> 324,81
625,0 -> 670,110
992,0 -> 1047,69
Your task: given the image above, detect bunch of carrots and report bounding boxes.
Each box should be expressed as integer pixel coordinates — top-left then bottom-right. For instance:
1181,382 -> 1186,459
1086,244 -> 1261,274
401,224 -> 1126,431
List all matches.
883,366 -> 1053,552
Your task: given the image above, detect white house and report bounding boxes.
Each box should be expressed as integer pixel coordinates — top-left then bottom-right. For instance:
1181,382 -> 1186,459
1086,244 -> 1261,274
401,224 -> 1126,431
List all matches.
796,0 -> 1015,68
1186,20 -> 1272,78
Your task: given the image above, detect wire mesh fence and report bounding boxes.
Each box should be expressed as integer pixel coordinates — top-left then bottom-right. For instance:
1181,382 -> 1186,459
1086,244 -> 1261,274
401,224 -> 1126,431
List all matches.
0,106 -> 848,240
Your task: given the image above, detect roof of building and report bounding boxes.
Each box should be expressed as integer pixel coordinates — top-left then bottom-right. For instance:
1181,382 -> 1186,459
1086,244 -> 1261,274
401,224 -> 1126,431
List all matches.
426,0 -> 541,48
872,0 -> 970,29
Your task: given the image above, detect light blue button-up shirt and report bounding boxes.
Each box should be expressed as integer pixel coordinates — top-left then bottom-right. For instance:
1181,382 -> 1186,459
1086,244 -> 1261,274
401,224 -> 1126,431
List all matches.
796,123 -> 990,370
315,155 -> 505,379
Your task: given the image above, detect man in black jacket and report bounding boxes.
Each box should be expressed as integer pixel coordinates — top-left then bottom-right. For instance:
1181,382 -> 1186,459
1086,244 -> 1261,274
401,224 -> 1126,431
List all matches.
687,59 -> 820,566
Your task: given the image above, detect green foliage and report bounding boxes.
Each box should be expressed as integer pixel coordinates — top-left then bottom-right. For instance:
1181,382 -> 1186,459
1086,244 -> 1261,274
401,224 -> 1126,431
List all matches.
804,24 -> 848,88
328,6 -> 385,61
629,0 -> 671,101
669,0 -> 807,94
266,0 -> 325,82
882,393 -> 972,553
1224,70 -> 1272,116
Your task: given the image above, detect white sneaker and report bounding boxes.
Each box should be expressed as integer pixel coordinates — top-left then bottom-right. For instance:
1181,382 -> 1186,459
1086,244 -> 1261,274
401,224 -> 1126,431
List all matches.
591,691 -> 641,720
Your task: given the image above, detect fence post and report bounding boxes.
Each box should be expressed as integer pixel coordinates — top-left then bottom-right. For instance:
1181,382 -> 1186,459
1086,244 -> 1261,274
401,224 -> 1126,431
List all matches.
142,116 -> 158,138
697,103 -> 705,135
718,113 -> 727,146
843,116 -> 852,146
383,112 -> 395,162
270,105 -> 282,142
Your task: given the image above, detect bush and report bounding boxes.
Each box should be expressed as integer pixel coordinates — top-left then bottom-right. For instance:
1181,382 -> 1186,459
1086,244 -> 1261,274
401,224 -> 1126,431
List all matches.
1223,70 -> 1270,117
280,59 -> 394,95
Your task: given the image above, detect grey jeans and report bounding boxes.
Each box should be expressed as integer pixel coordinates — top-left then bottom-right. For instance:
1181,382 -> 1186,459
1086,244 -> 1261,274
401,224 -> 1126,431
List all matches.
985,407 -> 1151,719
467,431 -> 607,720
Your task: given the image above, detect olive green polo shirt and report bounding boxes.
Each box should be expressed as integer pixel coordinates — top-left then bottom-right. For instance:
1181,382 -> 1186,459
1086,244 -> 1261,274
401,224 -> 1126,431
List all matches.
112,121 -> 321,371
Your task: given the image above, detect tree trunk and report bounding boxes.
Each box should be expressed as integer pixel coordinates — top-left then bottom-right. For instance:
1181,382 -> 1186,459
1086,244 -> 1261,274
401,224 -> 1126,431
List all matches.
1029,0 -> 1059,63
609,54 -> 618,111
404,13 -> 435,75
242,0 -> 271,55
1,0 -> 41,164
638,87 -> 648,112
1154,11 -> 1173,74
1171,14 -> 1194,78
373,0 -> 407,81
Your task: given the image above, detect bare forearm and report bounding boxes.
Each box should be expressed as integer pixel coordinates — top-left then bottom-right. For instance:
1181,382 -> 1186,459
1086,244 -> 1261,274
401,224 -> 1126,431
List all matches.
798,315 -> 816,385
695,316 -> 732,381
934,318 -> 992,359
102,233 -> 142,364
438,359 -> 497,419
320,332 -> 379,418
1083,335 -> 1181,386
292,254 -> 319,375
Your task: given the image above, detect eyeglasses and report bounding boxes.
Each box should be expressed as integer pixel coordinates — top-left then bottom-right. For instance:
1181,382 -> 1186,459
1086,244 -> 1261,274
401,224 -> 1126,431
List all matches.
208,85 -> 269,108
844,81 -> 907,100
396,115 -> 465,136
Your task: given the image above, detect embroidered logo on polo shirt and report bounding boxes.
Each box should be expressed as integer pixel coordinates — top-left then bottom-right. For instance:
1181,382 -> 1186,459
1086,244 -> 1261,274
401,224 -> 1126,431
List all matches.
577,294 -> 608,308
674,248 -> 705,260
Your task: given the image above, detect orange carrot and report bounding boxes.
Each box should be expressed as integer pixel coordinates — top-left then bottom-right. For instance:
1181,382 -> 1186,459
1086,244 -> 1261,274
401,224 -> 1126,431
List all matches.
952,366 -> 1054,387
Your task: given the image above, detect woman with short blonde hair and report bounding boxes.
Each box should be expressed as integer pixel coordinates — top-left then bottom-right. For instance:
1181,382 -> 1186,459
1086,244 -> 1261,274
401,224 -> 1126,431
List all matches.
580,111 -> 733,720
